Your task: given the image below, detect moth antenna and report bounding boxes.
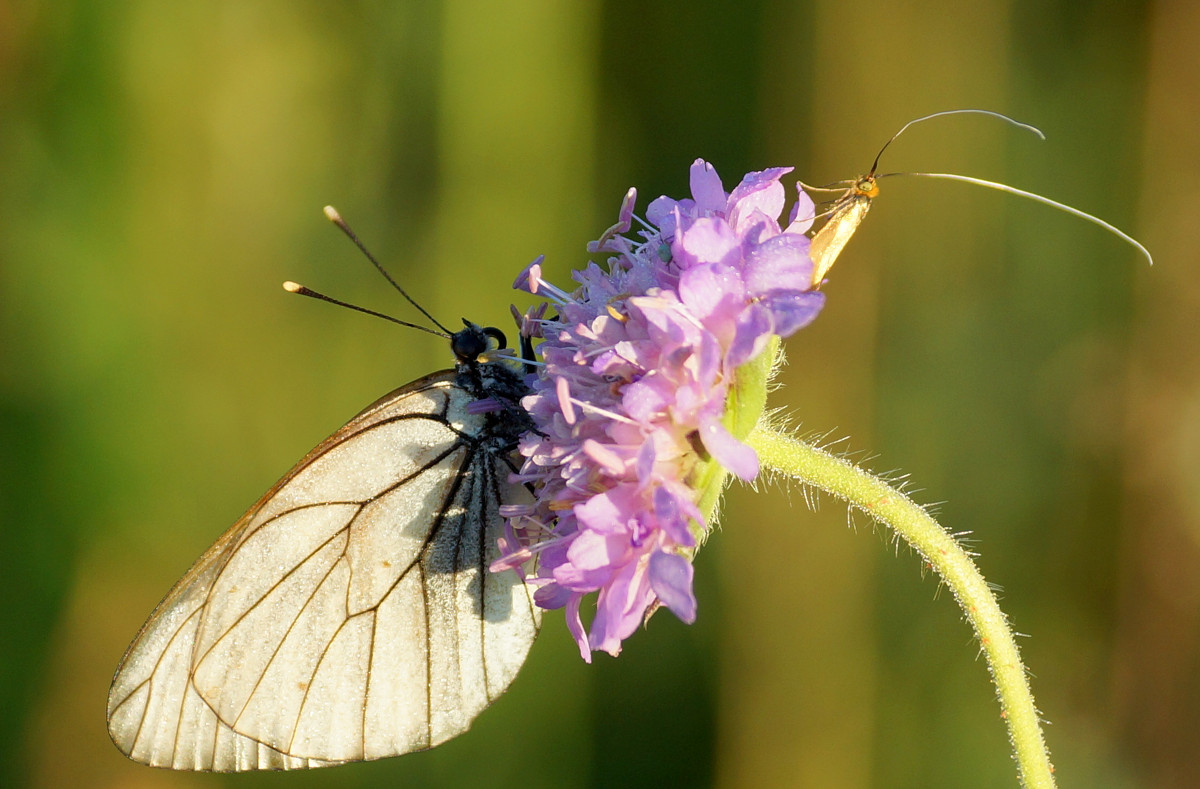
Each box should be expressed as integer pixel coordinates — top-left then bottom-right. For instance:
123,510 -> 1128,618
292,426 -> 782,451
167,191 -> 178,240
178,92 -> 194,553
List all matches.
282,280 -> 449,338
868,109 -> 1045,176
323,205 -> 453,335
875,172 -> 1153,265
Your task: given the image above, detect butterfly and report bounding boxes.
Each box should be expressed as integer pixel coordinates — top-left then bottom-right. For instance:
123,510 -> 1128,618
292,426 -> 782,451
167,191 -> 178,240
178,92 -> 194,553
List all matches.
107,209 -> 541,771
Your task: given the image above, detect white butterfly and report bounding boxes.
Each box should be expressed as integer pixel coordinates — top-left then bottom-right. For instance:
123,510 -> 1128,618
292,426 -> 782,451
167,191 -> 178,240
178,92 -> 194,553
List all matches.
108,243 -> 541,770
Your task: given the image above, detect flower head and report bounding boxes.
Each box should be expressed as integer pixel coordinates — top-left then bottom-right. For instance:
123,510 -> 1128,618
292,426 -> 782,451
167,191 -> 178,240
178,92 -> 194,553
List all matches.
496,160 -> 825,660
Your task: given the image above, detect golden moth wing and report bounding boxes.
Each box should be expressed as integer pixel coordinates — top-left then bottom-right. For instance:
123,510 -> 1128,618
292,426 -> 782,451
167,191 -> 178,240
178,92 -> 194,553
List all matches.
107,371 -> 540,770
809,193 -> 872,287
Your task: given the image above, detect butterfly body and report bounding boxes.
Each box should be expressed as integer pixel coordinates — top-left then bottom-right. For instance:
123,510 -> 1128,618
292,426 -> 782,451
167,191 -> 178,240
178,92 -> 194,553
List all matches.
107,327 -> 540,771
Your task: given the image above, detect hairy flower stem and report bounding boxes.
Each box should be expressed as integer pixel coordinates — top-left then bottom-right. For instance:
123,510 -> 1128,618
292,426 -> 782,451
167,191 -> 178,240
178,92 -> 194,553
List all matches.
747,425 -> 1056,789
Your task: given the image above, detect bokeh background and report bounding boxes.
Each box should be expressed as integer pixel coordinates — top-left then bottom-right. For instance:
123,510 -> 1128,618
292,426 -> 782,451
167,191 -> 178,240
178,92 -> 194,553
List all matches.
2,1 -> 1196,787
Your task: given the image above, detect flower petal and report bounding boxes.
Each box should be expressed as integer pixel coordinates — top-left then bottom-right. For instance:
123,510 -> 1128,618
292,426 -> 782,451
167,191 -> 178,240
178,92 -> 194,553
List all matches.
689,159 -> 727,214
764,289 -> 826,337
589,558 -> 654,657
676,217 -> 740,268
743,231 -> 812,296
728,302 -> 774,368
566,594 -> 592,662
649,551 -> 697,624
728,167 -> 792,236
786,181 -> 817,234
698,416 -> 759,481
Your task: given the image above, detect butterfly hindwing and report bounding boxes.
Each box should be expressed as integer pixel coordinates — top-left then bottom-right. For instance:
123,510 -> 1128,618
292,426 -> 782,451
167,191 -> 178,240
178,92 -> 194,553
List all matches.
107,370 -> 540,771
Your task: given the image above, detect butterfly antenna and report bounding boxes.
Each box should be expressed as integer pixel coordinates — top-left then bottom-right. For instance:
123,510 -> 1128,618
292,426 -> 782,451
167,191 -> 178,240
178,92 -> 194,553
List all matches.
323,205 -> 453,335
868,109 -> 1046,177
282,281 -> 449,339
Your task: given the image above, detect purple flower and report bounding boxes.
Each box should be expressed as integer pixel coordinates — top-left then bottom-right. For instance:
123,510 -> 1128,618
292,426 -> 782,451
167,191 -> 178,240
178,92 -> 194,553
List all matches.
495,160 -> 825,661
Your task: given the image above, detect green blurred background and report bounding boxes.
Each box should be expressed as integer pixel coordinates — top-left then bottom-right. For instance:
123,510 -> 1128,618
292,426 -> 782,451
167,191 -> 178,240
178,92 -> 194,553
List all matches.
1,1 -> 1195,787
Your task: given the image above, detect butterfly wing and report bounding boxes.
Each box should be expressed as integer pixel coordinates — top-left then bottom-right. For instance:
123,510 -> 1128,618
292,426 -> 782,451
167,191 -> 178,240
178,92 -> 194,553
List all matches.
107,371 -> 540,771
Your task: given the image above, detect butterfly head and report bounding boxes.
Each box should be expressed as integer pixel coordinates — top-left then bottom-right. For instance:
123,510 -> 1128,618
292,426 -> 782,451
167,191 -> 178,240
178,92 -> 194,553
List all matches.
451,320 -> 509,363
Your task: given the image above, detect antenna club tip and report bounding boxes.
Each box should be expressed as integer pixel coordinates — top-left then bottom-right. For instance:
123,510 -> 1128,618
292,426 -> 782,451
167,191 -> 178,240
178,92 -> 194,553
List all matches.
282,280 -> 303,293
323,205 -> 341,223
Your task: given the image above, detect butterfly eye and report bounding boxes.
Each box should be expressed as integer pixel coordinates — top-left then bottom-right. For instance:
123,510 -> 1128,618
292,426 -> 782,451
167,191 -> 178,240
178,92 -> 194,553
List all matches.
451,321 -> 510,362
451,324 -> 490,361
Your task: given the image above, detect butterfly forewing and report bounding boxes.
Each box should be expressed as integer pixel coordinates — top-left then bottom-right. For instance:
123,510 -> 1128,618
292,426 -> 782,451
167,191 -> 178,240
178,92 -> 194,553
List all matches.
107,369 -> 540,771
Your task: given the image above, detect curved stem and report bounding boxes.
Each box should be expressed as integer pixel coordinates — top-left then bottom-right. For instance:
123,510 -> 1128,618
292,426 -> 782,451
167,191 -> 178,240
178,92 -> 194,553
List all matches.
747,425 -> 1056,789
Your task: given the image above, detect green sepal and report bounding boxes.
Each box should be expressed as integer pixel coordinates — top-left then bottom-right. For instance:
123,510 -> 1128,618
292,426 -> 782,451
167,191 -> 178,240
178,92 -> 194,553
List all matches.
688,336 -> 780,545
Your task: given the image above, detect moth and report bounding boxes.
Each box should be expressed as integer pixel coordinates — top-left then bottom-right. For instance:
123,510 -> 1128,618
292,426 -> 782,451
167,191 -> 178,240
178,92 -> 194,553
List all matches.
802,108 -> 1153,287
